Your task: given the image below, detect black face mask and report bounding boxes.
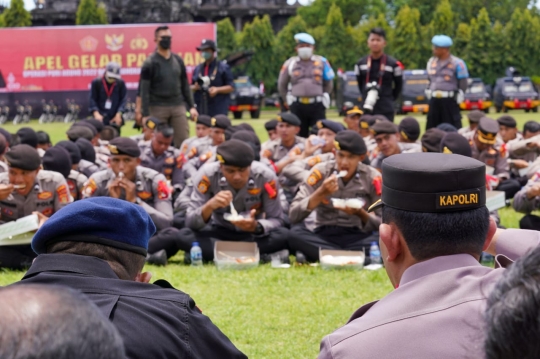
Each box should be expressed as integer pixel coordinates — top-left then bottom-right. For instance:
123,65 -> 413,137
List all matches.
159,36 -> 171,50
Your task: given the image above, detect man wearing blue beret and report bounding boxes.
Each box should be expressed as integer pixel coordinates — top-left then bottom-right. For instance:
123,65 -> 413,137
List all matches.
425,34 -> 469,130
14,197 -> 247,359
278,32 -> 335,138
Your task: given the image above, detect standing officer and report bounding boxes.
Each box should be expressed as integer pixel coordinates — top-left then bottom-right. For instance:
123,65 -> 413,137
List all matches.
191,39 -> 235,116
278,33 -> 335,137
319,152 -> 540,359
288,130 -> 381,263
0,145 -> 72,270
355,28 -> 403,122
89,62 -> 127,131
426,35 -> 469,130
82,137 -> 173,231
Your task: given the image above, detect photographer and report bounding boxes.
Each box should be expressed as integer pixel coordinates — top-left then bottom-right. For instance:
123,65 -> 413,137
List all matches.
355,28 -> 403,122
191,39 -> 234,117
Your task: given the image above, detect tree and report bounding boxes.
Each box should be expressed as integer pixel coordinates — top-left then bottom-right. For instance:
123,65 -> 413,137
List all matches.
429,0 -> 454,38
504,8 -> 540,77
298,0 -> 386,28
392,6 -> 423,69
76,0 -> 108,25
453,23 -> 470,57
2,0 -> 31,27
216,18 -> 237,60
464,8 -> 494,83
490,21 -> 509,82
274,16 -> 308,65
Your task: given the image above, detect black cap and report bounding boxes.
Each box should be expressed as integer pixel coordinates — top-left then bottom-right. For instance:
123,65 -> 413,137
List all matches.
372,114 -> 390,122
316,119 -> 345,134
145,117 -> 161,130
196,115 -> 212,127
524,121 -> 540,135
36,130 -> 51,145
371,121 -> 398,136
359,114 -> 376,130
76,138 -> 97,163
56,141 -> 82,165
83,119 -> 104,133
277,112 -> 301,126
231,130 -> 261,161
211,115 -> 232,130
67,125 -> 94,142
216,139 -> 254,168
368,153 -> 486,213
335,130 -> 367,155
5,144 -> 41,171
108,137 -> 141,158
440,133 -> 472,157
436,123 -> 457,133
196,39 -> 217,51
497,115 -> 517,128
477,117 -> 499,145
236,123 -> 255,133
421,128 -> 446,152
42,147 -> 72,178
0,128 -> 12,146
16,127 -> 38,148
265,119 -> 278,131
398,117 -> 420,141
72,121 -> 98,137
467,110 -> 484,123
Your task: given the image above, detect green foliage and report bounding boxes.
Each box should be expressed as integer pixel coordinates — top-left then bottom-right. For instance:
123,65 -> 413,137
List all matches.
2,0 -> 31,27
429,0 -> 454,38
76,0 -> 108,25
504,8 -> 540,78
216,18 -> 237,60
392,6 -> 423,69
464,8 -> 494,82
453,23 -> 470,57
298,0 -> 387,28
274,16 -> 308,65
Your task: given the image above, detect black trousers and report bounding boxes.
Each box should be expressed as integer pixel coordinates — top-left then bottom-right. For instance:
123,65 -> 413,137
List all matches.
290,102 -> 326,138
0,245 -> 36,270
289,225 -> 379,263
496,179 -> 522,200
520,214 -> 540,230
426,97 -> 462,130
148,226 -> 290,261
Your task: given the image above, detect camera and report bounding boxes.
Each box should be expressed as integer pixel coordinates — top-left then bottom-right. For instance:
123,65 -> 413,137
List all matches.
196,75 -> 211,91
363,81 -> 380,112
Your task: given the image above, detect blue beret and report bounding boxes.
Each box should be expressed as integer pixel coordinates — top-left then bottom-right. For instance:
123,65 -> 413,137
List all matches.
432,35 -> 453,47
32,197 -> 156,256
294,32 -> 315,45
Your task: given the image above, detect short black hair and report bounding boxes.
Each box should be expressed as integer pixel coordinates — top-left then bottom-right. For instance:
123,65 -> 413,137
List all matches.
484,245 -> 540,359
369,27 -> 386,40
101,126 -> 119,141
523,120 -> 540,136
156,123 -> 174,138
155,25 -> 169,38
37,130 -> 51,145
382,206 -> 489,261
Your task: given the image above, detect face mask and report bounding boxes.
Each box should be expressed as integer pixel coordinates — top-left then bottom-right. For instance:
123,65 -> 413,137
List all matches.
159,36 -> 171,50
297,47 -> 313,60
202,51 -> 213,60
105,76 -> 116,84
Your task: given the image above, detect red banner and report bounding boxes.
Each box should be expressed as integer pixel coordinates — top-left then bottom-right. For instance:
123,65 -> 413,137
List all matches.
0,23 -> 215,93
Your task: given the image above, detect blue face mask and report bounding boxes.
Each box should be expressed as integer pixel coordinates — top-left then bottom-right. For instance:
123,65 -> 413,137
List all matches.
202,52 -> 213,60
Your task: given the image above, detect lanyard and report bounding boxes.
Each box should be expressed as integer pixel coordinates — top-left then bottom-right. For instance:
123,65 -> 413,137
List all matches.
203,60 -> 219,80
365,55 -> 387,87
102,78 -> 116,99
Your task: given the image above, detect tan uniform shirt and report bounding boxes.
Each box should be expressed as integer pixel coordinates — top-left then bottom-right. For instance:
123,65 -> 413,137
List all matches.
282,152 -> 335,185
471,141 -> 509,179
262,136 -> 306,193
139,140 -> 184,188
289,160 -> 381,231
278,55 -> 334,100
67,170 -> 87,201
371,143 -> 421,170
186,137 -> 214,161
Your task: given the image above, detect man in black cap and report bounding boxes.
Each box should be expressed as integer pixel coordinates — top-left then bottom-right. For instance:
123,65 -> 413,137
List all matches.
57,140 -> 98,179
289,130 -> 382,263
191,39 -> 234,116
510,121 -> 540,178
15,197 -> 247,359
42,147 -> 80,202
440,132 -> 472,157
343,106 -> 363,133
82,137 -> 173,231
66,125 -> 94,143
497,115 -> 522,145
16,127 -> 38,148
421,128 -> 446,152
36,130 -> 52,156
179,114 -> 212,155
370,121 -> 420,170
458,109 -> 484,140
319,152 -> 540,359
398,117 -> 420,144
262,119 -> 279,148
89,61 -> 127,131
0,144 -> 72,269
130,116 -> 160,145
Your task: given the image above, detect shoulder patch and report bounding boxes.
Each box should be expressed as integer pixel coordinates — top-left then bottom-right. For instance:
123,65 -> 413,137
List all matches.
138,191 -> 152,200
37,191 -> 53,200
248,187 -> 261,195
197,175 -> 211,194
264,180 -> 277,199
307,156 -> 321,168
262,149 -> 273,159
176,153 -> 186,169
165,157 -> 174,165
157,180 -> 171,200
83,178 -> 98,197
307,169 -> 323,186
56,184 -> 70,204
188,147 -> 198,159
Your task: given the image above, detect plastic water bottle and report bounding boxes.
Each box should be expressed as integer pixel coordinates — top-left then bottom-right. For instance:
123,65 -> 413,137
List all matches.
190,242 -> 203,267
370,242 -> 382,264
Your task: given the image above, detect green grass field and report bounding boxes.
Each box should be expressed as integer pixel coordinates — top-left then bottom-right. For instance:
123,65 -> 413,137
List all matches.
0,110 -> 538,358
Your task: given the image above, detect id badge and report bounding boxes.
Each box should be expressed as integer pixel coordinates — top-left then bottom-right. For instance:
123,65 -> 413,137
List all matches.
104,99 -> 112,109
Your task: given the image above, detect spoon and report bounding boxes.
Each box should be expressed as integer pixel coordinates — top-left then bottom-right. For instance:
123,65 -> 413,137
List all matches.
337,170 -> 347,178
230,202 -> 238,217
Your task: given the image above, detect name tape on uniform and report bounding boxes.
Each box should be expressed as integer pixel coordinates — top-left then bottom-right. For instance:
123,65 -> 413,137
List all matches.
436,190 -> 480,209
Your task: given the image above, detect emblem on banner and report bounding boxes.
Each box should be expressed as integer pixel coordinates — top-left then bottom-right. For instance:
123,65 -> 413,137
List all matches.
80,36 -> 98,52
105,34 -> 124,51
130,35 -> 148,50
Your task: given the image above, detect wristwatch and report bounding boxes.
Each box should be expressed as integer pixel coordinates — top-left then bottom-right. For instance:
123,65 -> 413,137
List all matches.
254,222 -> 264,235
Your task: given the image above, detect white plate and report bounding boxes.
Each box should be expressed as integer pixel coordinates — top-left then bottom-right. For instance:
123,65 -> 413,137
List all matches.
224,213 -> 249,222
331,198 -> 366,209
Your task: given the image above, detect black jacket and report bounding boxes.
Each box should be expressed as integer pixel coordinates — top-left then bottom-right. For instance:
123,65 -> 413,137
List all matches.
89,77 -> 127,124
16,254 -> 247,359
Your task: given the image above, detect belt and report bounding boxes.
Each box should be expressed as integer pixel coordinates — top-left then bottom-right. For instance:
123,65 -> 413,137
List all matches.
294,96 -> 323,104
432,90 -> 455,98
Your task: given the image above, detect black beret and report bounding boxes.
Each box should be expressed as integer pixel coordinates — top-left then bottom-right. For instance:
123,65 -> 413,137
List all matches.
436,123 -> 457,133
497,115 -> 517,128
5,144 -> 41,171
196,115 -> 212,127
421,128 -> 446,152
264,119 -> 278,131
231,130 -> 261,161
36,131 -> 51,145
236,123 -> 255,133
368,153 -> 486,213
335,130 -> 367,155
83,119 -> 104,133
72,121 -> 98,137
277,112 -> 301,126
477,117 -> 499,145
372,114 -> 390,122
108,137 -> 141,158
16,127 -> 38,148
316,119 -> 345,134
398,117 -> 420,141
524,121 -> 540,134
42,147 -> 72,178
67,125 -> 94,142
0,133 -> 7,155
0,128 -> 12,146
211,115 -> 232,130
217,139 -> 254,168
371,121 -> 398,136
440,133 -> 472,157
359,114 -> 376,130
76,138 -> 97,163
56,141 -> 82,165
467,110 -> 484,123
145,117 -> 161,130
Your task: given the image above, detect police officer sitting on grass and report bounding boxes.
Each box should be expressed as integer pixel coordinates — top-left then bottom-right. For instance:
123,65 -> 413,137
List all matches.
262,119 -> 279,148
0,145 -> 72,270
289,130 -> 382,264
370,121 -> 420,170
130,116 -> 160,145
509,121 -> 540,178
458,110 -> 484,140
421,128 -> 446,153
342,104 -> 363,133
398,117 -> 420,144
42,147 -> 87,202
179,114 -> 212,154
